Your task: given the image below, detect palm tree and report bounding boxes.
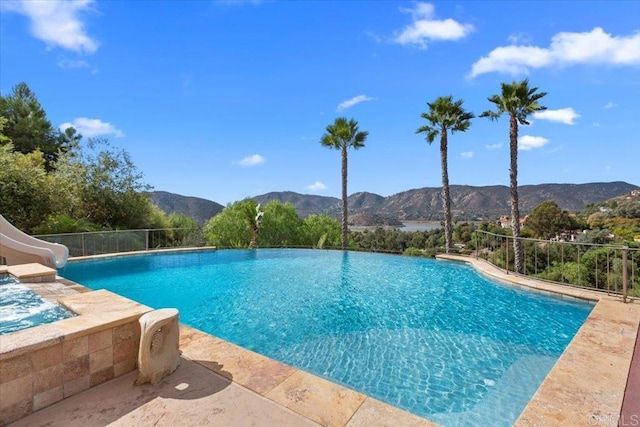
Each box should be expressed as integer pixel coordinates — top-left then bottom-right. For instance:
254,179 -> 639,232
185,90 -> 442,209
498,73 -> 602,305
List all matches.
320,117 -> 368,249
480,79 -> 547,274
416,96 -> 474,254
242,200 -> 264,249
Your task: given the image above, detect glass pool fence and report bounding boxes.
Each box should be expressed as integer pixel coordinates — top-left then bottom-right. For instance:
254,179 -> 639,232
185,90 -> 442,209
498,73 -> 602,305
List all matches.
37,227 -> 206,257
36,228 -> 637,301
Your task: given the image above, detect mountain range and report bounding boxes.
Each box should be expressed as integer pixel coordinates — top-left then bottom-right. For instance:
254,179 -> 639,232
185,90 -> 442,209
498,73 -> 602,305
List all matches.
148,181 -> 638,225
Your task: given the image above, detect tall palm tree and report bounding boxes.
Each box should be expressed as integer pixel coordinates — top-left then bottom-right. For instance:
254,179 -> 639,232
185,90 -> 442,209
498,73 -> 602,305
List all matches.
480,79 -> 547,274
416,96 -> 474,253
320,117 -> 368,249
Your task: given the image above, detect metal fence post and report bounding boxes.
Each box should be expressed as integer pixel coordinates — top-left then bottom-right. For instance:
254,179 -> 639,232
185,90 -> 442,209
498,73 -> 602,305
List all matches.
146,229 -> 149,251
623,246 -> 628,303
475,231 -> 478,259
505,236 -> 509,274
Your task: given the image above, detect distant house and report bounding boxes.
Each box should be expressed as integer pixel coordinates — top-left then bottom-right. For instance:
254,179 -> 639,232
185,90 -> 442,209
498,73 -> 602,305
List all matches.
550,230 -> 587,242
497,215 -> 526,229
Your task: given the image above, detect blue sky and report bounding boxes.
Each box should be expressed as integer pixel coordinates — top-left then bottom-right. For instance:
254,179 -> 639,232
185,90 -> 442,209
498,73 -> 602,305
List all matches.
2,0 -> 639,205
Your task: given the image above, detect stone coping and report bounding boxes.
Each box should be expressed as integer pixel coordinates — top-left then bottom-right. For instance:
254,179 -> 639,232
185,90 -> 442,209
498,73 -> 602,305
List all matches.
3,263 -> 56,282
0,290 -> 152,361
68,246 -> 215,263
436,254 -> 627,303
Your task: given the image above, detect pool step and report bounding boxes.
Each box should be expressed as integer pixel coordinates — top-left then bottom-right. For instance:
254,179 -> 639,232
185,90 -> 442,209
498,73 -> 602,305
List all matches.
6,263 -> 57,283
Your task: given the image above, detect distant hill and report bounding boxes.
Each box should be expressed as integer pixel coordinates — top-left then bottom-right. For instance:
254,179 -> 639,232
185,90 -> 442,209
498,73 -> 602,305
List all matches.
252,182 -> 638,221
147,191 -> 224,224
152,182 -> 638,224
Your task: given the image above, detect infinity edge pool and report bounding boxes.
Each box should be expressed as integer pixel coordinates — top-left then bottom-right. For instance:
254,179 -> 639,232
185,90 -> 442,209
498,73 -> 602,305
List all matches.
1,250 -> 638,427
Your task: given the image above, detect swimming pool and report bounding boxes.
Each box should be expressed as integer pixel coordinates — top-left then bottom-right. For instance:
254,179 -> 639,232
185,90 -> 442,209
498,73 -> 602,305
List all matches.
0,275 -> 76,335
60,249 -> 592,426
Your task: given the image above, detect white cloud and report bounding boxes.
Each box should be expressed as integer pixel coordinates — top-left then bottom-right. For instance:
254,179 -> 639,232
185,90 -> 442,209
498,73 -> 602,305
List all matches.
57,58 -> 90,69
507,32 -> 531,45
233,154 -> 265,167
469,27 -> 640,78
460,151 -> 474,159
485,143 -> 503,150
3,0 -> 98,54
604,102 -> 616,109
518,135 -> 549,150
533,108 -> 580,125
393,2 -> 474,49
306,181 -> 327,191
59,117 -> 123,138
337,95 -> 373,112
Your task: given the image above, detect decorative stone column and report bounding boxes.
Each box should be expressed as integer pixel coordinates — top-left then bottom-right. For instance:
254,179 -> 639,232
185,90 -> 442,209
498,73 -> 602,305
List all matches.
135,308 -> 181,385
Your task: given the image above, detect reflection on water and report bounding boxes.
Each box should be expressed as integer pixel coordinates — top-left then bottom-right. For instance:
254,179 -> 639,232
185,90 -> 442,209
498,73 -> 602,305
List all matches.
350,221 -> 443,233
400,221 -> 443,232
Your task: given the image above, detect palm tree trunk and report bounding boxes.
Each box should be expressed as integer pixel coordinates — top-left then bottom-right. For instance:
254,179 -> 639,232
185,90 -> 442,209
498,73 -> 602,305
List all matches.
440,130 -> 452,253
249,226 -> 258,249
509,114 -> 524,273
341,145 -> 348,250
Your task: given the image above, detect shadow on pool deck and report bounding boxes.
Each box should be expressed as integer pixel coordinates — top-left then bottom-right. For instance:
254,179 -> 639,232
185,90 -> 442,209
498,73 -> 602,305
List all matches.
8,357 -> 319,427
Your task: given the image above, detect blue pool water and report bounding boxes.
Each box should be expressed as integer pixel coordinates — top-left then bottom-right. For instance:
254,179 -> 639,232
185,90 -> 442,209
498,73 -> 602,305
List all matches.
0,275 -> 75,335
60,249 -> 592,426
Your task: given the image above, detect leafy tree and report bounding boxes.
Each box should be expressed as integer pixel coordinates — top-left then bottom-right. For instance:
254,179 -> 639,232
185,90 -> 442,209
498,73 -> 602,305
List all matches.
526,200 -> 573,239
0,116 -> 11,144
320,117 -> 368,250
204,200 -> 253,247
0,145 -> 63,232
416,96 -> 474,253
54,138 -> 159,229
300,214 -> 341,248
260,201 -> 300,247
480,79 -> 547,274
614,199 -> 640,219
32,214 -> 98,234
587,211 -> 608,229
0,82 -> 72,170
162,213 -> 200,247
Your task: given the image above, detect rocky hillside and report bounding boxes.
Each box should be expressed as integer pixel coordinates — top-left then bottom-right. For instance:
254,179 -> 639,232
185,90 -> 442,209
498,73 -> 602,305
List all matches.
152,182 -> 638,223
253,182 -> 638,221
147,191 -> 224,224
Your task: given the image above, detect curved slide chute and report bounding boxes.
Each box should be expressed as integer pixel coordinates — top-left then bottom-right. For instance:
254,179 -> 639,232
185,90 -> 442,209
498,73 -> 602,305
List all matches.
0,214 -> 69,269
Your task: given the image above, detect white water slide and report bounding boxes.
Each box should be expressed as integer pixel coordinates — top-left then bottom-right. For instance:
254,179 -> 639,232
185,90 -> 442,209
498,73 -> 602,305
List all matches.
0,214 -> 69,269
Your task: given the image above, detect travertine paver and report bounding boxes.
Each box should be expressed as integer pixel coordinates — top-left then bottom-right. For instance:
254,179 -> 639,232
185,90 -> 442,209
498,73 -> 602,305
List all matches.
346,398 -> 438,427
516,299 -> 640,427
5,264 -> 56,283
179,326 -> 297,395
265,369 -> 367,427
8,358 -> 319,427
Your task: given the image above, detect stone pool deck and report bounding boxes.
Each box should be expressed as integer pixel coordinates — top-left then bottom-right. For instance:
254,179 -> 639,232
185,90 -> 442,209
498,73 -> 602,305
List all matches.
3,254 -> 640,426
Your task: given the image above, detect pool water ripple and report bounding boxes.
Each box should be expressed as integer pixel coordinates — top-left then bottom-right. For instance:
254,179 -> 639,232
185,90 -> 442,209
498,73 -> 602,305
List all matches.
60,249 -> 592,426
